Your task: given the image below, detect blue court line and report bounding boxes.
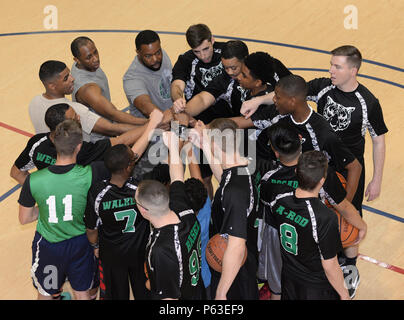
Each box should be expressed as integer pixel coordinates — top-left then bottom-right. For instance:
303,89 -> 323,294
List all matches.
0,29 -> 403,73
0,184 -> 21,202
1,183 -> 403,224
362,205 -> 404,224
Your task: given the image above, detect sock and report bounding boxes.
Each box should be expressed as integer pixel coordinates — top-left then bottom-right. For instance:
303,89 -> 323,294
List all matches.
345,256 -> 358,266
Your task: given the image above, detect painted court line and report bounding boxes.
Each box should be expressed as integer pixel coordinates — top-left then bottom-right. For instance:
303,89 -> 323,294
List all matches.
358,254 -> 404,276
0,29 -> 403,73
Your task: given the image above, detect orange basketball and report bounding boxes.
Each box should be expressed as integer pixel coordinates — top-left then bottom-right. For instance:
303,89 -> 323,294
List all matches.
144,261 -> 148,279
332,209 -> 359,248
325,172 -> 359,248
205,233 -> 247,272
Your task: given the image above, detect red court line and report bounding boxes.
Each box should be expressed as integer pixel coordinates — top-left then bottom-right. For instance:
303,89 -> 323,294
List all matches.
359,254 -> 404,275
0,121 -> 33,138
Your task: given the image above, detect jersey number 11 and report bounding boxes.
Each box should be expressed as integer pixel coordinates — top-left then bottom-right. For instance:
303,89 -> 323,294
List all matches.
46,195 -> 73,223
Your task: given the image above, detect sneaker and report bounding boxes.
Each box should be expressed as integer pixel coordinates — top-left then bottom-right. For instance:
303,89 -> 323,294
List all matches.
341,265 -> 360,299
60,292 -> 72,300
259,282 -> 271,300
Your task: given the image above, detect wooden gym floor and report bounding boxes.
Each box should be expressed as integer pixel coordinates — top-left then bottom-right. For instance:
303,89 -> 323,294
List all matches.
0,0 -> 403,300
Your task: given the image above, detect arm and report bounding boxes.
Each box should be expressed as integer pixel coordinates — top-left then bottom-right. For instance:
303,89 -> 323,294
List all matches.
344,159 -> 362,202
215,235 -> 246,300
189,121 -> 223,181
10,164 -> 29,185
174,91 -> 215,116
163,131 -> 183,183
333,199 -> 367,245
86,228 -> 99,258
131,109 -> 163,159
19,205 -> 39,225
228,116 -> 254,129
365,134 -> 386,201
240,92 -> 274,119
109,125 -> 146,147
133,94 -> 160,117
321,256 -> 350,300
76,83 -> 146,125
171,79 -> 187,113
92,116 -> 146,137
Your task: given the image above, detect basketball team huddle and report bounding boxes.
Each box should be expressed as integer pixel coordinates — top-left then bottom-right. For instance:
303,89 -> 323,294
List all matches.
12,23 -> 388,300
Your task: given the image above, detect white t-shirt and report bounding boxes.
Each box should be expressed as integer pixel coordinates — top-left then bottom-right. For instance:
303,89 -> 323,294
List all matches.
28,94 -> 100,142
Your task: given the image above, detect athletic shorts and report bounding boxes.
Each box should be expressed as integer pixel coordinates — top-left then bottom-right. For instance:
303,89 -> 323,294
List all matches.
31,231 -> 95,296
257,223 -> 282,295
281,274 -> 340,300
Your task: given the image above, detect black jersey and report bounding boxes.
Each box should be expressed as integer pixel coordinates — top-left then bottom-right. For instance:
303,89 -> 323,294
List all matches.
85,176 -> 149,259
251,105 -> 356,173
172,41 -> 228,123
270,192 -> 342,288
211,165 -> 258,260
307,78 -> 388,159
259,161 -> 346,226
205,72 -> 248,117
15,132 -> 111,171
145,181 -> 203,300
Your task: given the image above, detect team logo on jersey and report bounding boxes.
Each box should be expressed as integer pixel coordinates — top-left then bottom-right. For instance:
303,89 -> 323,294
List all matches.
323,96 -> 355,131
199,63 -> 223,87
236,85 -> 249,102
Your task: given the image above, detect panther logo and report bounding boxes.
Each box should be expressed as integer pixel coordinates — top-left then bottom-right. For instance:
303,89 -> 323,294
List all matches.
323,96 -> 355,131
199,63 -> 223,87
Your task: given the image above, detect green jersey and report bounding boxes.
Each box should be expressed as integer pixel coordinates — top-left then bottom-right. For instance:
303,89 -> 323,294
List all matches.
29,165 -> 93,243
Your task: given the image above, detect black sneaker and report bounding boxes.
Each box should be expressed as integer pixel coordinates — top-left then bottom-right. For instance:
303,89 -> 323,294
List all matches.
341,265 -> 360,299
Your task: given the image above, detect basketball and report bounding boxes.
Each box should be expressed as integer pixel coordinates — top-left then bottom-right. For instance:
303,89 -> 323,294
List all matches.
325,172 -> 359,248
205,233 -> 247,272
332,208 -> 359,248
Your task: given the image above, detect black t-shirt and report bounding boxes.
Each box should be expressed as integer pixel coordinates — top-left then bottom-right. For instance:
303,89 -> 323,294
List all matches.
85,176 -> 149,260
251,105 -> 357,173
270,192 -> 342,288
145,181 -> 204,300
172,41 -> 229,123
211,165 -> 258,263
259,160 -> 346,226
307,78 -> 388,159
204,56 -> 292,119
14,132 -> 111,171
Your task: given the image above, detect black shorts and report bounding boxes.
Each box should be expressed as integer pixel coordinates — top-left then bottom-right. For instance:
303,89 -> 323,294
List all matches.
209,251 -> 259,300
342,157 -> 365,217
281,274 -> 339,300
98,248 -> 150,300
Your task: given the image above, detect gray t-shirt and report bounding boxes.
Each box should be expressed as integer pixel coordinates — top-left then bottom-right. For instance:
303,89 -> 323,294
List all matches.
123,49 -> 173,118
71,62 -> 112,142
28,95 -> 99,142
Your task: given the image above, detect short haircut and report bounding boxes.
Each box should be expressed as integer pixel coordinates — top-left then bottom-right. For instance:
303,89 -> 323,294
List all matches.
136,180 -> 170,215
267,122 -> 302,162
331,45 -> 362,70
71,36 -> 93,58
184,178 -> 208,213
45,103 -> 70,131
104,144 -> 132,174
209,118 -> 240,154
222,40 -> 249,61
276,74 -> 308,99
53,119 -> 83,156
186,23 -> 212,48
39,60 -> 67,83
135,30 -> 160,50
244,52 -> 275,84
296,150 -> 328,191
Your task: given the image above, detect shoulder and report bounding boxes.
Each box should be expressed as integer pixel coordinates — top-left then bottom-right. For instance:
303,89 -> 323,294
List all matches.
356,83 -> 379,103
